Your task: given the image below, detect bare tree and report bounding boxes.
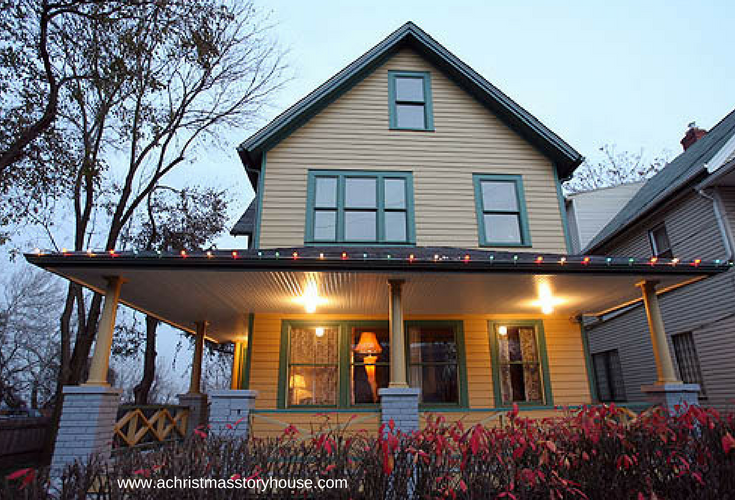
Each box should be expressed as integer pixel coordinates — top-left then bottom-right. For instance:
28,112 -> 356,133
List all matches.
0,269 -> 64,409
563,144 -> 671,195
32,0 -> 286,461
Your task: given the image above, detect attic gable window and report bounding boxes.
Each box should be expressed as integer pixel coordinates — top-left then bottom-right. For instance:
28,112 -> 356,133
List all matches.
306,170 -> 415,245
388,71 -> 434,131
473,174 -> 531,247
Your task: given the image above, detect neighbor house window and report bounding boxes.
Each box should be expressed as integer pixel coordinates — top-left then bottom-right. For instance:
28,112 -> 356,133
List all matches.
285,324 -> 339,407
672,332 -> 706,397
473,174 -> 531,247
407,322 -> 466,405
280,320 -> 466,408
648,223 -> 673,258
592,349 -> 627,402
489,321 -> 552,406
388,71 -> 434,131
306,170 -> 415,244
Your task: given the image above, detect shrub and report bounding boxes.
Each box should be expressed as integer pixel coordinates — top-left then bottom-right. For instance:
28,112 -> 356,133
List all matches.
3,404 -> 735,499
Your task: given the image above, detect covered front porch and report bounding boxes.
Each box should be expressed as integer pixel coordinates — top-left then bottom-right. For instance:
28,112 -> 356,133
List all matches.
26,246 -> 723,471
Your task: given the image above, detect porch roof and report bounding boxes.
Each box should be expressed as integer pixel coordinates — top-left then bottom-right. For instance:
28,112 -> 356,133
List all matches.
25,246 -> 727,342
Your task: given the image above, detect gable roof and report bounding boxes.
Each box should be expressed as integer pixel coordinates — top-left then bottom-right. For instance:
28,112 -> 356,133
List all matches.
237,21 -> 583,188
230,196 -> 258,236
585,108 -> 735,253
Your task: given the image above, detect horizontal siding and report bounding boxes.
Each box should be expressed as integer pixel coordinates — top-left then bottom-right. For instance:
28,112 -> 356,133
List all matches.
245,313 -> 591,431
260,48 -> 566,252
719,187 -> 735,237
250,411 -> 380,439
587,270 -> 735,412
596,191 -> 726,260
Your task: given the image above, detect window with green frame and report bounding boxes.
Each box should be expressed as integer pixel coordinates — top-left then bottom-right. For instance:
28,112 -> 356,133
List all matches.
278,320 -> 467,408
488,321 -> 553,408
305,170 -> 415,245
388,71 -> 434,131
473,174 -> 531,247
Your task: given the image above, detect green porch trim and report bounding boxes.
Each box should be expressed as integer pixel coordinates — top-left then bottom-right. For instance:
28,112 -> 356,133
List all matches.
251,152 -> 266,249
405,320 -> 469,409
577,316 -> 599,402
552,164 -> 573,253
388,70 -> 434,131
487,319 -> 554,408
304,170 -> 416,245
473,174 -> 532,248
240,313 -> 255,389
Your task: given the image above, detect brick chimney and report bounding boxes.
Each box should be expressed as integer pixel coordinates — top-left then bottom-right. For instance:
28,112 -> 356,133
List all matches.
680,122 -> 707,151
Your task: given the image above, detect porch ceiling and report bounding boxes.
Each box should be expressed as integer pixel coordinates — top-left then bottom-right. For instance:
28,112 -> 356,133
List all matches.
26,247 -> 726,343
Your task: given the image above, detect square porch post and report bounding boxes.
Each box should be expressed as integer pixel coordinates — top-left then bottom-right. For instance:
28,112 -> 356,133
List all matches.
379,279 -> 419,434
178,321 -> 209,436
637,280 -> 700,412
51,276 -> 124,475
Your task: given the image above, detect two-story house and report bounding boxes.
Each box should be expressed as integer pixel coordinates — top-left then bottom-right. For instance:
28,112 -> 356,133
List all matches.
27,23 -> 724,471
581,111 -> 735,412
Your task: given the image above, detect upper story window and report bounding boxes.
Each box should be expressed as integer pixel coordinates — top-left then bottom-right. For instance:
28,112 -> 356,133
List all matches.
388,71 -> 434,131
306,170 -> 415,245
473,174 -> 531,247
648,223 -> 673,258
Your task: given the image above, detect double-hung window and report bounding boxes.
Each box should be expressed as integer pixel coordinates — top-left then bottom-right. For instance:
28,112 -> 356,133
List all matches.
489,321 -> 552,407
473,174 -> 531,247
649,223 -> 673,258
388,71 -> 434,131
306,170 -> 415,245
672,332 -> 706,397
592,349 -> 627,402
285,324 -> 340,407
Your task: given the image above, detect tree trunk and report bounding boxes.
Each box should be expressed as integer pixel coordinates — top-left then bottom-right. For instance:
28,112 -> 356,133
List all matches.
133,316 -> 158,405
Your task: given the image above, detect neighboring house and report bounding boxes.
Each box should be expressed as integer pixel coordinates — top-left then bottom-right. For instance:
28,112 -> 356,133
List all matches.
565,182 -> 643,254
26,22 -> 725,470
581,112 -> 735,412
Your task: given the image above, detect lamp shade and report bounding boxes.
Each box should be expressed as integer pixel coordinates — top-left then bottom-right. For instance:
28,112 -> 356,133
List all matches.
354,331 -> 383,355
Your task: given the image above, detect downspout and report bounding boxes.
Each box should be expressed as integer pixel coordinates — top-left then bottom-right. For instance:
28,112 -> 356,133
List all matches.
698,188 -> 735,261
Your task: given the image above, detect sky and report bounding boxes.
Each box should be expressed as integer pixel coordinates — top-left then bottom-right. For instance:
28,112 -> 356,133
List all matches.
4,0 -> 735,393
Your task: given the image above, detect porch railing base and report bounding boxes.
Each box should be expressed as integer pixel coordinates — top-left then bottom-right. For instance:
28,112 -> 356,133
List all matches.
379,387 -> 420,434
209,390 -> 258,438
178,393 -> 208,436
641,383 -> 700,414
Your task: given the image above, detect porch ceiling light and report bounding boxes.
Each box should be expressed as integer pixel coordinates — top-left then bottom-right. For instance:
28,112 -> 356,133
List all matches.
533,283 -> 563,315
296,281 -> 327,314
498,325 -> 508,335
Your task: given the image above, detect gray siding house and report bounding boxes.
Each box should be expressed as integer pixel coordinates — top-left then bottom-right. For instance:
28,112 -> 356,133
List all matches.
580,110 -> 735,412
566,182 -> 643,254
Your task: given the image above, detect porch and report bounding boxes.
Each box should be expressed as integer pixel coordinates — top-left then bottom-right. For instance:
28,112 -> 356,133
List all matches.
25,246 -> 723,472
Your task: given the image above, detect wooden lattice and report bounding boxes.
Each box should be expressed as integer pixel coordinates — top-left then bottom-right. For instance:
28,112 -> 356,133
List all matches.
114,406 -> 188,448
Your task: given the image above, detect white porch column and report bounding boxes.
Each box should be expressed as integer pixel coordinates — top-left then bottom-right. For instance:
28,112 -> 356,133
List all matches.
53,276 -> 123,475
388,279 -> 408,388
637,280 -> 679,384
379,279 -> 419,434
84,276 -> 123,386
637,280 -> 700,411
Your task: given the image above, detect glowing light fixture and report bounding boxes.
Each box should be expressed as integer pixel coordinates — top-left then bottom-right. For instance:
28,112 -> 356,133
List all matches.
315,327 -> 325,338
533,283 -> 563,315
355,331 -> 383,401
498,325 -> 508,335
297,281 -> 327,314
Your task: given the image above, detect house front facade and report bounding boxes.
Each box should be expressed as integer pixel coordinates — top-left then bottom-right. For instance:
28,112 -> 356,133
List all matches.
580,113 -> 735,412
26,23 -> 724,471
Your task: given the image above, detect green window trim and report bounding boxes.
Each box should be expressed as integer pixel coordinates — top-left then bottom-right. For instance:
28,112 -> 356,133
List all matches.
487,320 -> 553,409
473,173 -> 532,248
388,70 -> 434,131
277,319 -> 468,409
305,170 -> 416,245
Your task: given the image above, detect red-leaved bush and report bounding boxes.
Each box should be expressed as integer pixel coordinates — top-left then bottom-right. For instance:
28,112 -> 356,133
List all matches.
3,404 -> 735,499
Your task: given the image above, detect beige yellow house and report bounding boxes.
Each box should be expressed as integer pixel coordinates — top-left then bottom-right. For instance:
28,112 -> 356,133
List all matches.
28,22 -> 724,470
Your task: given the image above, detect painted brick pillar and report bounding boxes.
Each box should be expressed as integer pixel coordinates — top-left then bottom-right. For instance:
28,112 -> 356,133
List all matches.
379,387 -> 420,434
178,393 -> 208,436
50,386 -> 122,475
208,390 -> 258,438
